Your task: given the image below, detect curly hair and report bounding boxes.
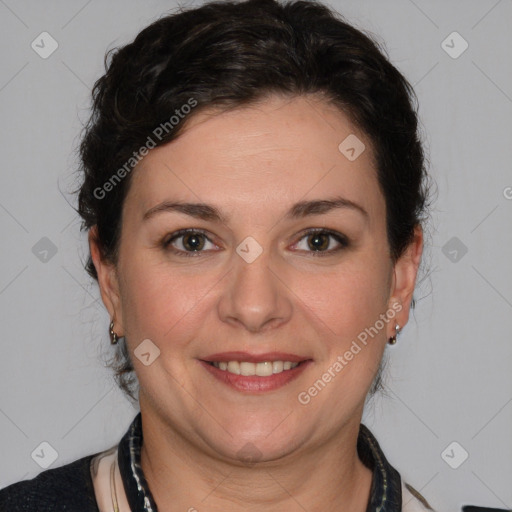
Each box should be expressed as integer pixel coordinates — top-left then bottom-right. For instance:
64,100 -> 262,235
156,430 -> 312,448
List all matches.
76,0 -> 433,403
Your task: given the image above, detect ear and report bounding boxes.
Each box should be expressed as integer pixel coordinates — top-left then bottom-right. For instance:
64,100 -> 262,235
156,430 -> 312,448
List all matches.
89,226 -> 124,334
387,224 -> 423,335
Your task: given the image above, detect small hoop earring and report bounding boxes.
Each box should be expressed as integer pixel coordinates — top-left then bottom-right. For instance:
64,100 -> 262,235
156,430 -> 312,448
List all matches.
388,324 -> 400,345
109,321 -> 119,345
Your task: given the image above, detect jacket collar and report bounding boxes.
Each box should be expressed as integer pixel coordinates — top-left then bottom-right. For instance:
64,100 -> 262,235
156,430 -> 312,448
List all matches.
117,413 -> 402,512
358,423 -> 402,511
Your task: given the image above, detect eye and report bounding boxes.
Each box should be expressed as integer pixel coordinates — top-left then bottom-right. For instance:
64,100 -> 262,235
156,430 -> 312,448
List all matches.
291,228 -> 349,256
162,229 -> 217,257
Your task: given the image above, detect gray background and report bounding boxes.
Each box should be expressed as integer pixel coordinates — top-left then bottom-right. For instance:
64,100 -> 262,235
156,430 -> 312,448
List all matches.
0,1 -> 511,511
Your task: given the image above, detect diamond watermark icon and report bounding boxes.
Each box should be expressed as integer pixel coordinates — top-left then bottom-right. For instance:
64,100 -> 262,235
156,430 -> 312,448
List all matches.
441,441 -> 469,469
134,338 -> 161,366
442,236 -> 468,263
236,236 -> 263,263
32,237 -> 58,263
31,32 -> 59,59
31,441 -> 59,469
338,134 -> 365,161
236,442 -> 263,465
441,31 -> 468,59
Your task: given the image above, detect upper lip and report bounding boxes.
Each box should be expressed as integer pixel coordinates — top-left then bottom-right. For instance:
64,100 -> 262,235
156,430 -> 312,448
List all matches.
201,351 -> 312,363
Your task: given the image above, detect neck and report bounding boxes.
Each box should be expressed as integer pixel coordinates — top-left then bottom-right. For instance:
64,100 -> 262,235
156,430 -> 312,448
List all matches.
138,402 -> 373,512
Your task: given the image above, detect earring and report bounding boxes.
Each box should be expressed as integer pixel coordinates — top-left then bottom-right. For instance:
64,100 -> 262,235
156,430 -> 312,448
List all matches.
109,321 -> 119,345
388,324 -> 400,345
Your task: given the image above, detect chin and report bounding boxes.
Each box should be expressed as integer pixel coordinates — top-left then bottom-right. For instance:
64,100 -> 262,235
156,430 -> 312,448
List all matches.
201,418 -> 305,464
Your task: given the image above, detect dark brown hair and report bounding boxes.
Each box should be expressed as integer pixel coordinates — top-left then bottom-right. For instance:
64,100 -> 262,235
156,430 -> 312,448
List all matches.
76,0 -> 433,402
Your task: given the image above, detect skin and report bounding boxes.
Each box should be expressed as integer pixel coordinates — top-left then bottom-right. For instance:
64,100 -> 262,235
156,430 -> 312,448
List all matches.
90,94 -> 423,511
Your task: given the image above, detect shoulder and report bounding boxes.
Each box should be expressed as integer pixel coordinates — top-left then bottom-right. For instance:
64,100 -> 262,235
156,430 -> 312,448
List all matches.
0,452 -> 100,512
402,480 -> 436,511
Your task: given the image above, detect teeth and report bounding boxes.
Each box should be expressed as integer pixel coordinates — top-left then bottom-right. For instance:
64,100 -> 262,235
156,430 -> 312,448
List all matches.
211,360 -> 300,376
227,361 -> 240,375
272,361 -> 283,373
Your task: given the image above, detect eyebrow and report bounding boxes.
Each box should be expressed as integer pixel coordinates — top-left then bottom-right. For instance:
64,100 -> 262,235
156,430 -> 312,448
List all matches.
142,195 -> 369,223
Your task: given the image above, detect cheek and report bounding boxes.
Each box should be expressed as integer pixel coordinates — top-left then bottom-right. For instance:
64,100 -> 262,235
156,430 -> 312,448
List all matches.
119,258 -> 218,344
294,262 -> 389,341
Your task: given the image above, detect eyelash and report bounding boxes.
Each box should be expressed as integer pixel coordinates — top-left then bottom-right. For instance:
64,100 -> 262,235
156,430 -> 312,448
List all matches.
162,228 -> 349,258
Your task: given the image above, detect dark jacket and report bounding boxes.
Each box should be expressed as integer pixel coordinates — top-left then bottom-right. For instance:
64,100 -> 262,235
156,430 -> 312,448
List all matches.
0,451 -> 100,511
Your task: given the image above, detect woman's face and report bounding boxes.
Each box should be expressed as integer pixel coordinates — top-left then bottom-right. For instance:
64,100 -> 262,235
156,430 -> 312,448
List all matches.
92,94 -> 422,462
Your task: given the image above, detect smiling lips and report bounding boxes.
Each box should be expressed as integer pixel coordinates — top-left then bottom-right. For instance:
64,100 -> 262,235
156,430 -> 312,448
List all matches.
200,351 -> 312,392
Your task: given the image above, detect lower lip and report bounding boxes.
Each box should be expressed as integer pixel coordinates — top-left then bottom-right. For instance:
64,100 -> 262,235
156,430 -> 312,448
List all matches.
198,360 -> 313,393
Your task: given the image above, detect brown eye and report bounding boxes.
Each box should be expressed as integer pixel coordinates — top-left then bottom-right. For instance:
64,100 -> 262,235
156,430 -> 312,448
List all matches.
306,232 -> 330,251
181,233 -> 206,251
292,229 -> 348,256
163,229 -> 216,257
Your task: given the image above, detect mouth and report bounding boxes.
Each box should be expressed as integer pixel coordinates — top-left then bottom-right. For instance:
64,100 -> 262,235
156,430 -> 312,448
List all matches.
198,352 -> 313,393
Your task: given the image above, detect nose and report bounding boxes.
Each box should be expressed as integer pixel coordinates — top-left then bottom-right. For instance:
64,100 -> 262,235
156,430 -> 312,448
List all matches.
217,246 -> 293,333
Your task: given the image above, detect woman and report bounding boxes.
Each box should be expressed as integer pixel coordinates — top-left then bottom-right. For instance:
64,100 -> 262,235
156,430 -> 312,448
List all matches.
0,0 -> 435,510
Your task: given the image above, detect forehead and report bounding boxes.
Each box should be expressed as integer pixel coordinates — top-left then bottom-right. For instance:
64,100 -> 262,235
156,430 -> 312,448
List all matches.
127,94 -> 384,223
